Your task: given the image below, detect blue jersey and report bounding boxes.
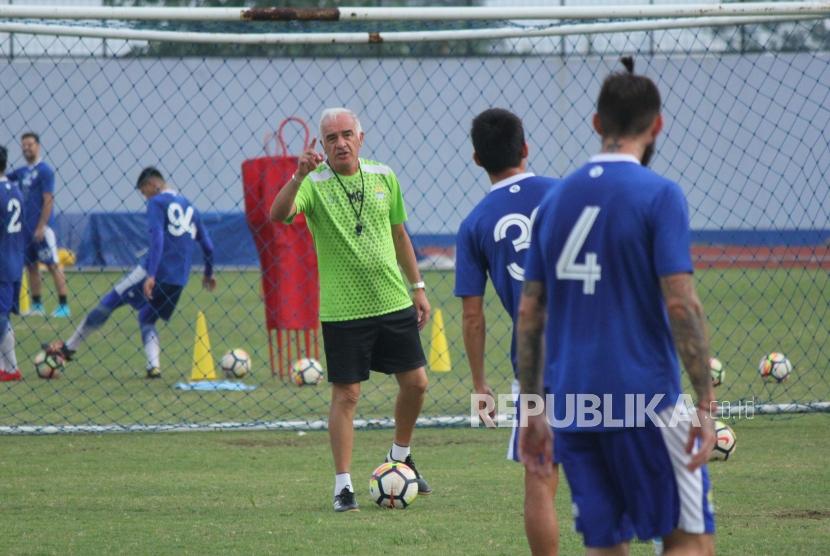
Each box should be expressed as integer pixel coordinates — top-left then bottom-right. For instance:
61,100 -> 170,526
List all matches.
524,154 -> 693,430
144,190 -> 214,287
0,178 -> 25,283
7,160 -> 55,235
454,173 -> 559,375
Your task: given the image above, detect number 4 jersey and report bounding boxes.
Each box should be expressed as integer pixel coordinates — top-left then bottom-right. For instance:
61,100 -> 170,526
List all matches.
0,178 -> 25,283
524,154 -> 694,430
454,173 -> 560,375
144,190 -> 214,286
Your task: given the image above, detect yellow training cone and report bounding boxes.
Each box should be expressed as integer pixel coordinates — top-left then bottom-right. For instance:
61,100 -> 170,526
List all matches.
428,309 -> 451,372
190,310 -> 217,381
19,272 -> 30,315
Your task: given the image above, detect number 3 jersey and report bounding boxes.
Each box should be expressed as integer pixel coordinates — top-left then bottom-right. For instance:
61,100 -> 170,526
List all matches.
0,178 -> 25,283
454,173 -> 560,375
523,154 -> 694,430
144,190 -> 214,286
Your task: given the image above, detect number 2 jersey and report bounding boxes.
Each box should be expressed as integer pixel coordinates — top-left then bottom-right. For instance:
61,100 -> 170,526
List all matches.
523,154 -> 694,430
0,178 -> 25,283
454,173 -> 560,375
144,190 -> 214,286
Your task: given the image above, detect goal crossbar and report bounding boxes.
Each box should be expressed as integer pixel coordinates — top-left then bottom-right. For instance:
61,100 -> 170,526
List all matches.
0,15 -> 817,45
0,2 -> 827,22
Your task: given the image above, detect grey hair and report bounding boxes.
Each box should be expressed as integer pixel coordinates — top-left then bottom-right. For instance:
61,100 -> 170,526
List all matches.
319,107 -> 363,137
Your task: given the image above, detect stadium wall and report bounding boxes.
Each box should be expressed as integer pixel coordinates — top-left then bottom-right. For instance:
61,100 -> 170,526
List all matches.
2,53 -> 828,236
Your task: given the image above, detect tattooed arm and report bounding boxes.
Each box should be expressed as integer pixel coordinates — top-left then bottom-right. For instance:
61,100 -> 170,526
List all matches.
516,280 -> 553,477
661,272 -> 716,470
517,280 -> 547,397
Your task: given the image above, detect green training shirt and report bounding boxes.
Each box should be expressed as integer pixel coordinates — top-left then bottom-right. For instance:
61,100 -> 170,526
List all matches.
290,158 -> 413,321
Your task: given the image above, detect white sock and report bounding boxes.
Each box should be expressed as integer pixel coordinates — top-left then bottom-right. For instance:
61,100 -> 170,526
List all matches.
334,473 -> 353,495
66,324 -> 90,352
391,442 -> 410,462
0,323 -> 17,370
144,329 -> 160,369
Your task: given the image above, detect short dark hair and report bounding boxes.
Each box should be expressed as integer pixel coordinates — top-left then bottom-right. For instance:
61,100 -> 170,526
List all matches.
597,57 -> 661,138
471,108 -> 525,174
136,166 -> 164,189
21,132 -> 40,144
0,146 -> 6,173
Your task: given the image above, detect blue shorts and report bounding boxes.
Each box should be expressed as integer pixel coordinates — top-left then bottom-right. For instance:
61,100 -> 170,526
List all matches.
558,407 -> 715,548
24,226 -> 59,266
0,281 -> 21,316
102,266 -> 183,322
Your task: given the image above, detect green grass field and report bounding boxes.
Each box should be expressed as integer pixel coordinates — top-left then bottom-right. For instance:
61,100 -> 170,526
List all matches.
1,416 -> 828,555
2,268 -> 829,553
3,268 -> 828,428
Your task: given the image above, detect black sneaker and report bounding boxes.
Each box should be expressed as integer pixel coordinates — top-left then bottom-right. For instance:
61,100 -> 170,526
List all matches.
333,487 -> 359,512
387,451 -> 432,495
43,341 -> 74,362
146,367 -> 162,379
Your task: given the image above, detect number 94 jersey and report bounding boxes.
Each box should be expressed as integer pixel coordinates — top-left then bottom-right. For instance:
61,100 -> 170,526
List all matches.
0,178 -> 25,283
144,190 -> 212,287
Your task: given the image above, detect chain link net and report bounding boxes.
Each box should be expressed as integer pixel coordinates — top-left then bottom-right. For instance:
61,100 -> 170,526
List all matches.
1,10 -> 828,432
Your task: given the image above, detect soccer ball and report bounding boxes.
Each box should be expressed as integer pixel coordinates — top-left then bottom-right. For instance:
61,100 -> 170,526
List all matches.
220,349 -> 251,379
710,420 -> 737,461
292,358 -> 324,386
34,350 -> 64,379
369,461 -> 419,509
758,352 -> 792,383
710,357 -> 725,387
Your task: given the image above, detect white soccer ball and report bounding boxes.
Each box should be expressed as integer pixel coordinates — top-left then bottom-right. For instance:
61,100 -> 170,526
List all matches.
369,462 -> 419,509
221,349 -> 251,379
292,358 -> 324,386
710,420 -> 737,461
34,350 -> 63,380
758,352 -> 792,383
710,357 -> 725,387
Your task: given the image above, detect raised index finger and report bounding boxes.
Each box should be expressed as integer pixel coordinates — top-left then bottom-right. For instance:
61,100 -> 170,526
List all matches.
308,137 -> 317,152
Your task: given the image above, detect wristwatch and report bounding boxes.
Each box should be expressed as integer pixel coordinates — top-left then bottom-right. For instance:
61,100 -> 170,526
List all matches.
410,281 -> 426,291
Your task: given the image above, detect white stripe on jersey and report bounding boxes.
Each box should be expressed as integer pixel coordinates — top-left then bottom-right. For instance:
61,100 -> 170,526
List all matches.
361,162 -> 392,175
41,226 -> 59,264
655,407 -> 708,534
113,265 -> 147,295
507,379 -> 520,461
309,167 -> 333,183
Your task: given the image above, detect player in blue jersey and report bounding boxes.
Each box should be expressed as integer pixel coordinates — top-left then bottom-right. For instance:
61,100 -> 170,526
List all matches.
0,146 -> 26,382
46,167 -> 216,379
517,58 -> 716,555
6,133 -> 71,318
455,109 -> 560,556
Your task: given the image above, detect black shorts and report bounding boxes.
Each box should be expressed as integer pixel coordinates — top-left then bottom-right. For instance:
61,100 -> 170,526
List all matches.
321,306 -> 427,384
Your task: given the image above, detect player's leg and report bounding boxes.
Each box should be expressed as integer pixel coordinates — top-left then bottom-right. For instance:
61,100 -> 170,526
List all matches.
25,260 -> 45,316
525,468 -> 559,556
138,282 -> 184,379
320,316 -> 375,512
40,227 -> 70,317
0,282 -> 22,381
50,267 -> 146,360
371,306 -> 431,493
661,530 -> 714,556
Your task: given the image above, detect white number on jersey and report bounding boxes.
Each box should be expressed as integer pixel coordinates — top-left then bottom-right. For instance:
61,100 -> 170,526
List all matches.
556,206 -> 602,294
6,198 -> 22,233
167,202 -> 197,239
493,208 -> 538,281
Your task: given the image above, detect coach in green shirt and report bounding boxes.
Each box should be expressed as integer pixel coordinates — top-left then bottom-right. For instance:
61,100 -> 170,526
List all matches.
270,107 -> 432,512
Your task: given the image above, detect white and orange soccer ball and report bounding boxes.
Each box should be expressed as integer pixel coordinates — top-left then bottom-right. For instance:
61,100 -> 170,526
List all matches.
710,420 -> 737,461
710,357 -> 725,387
34,350 -> 63,379
292,358 -> 324,386
758,352 -> 792,383
369,461 -> 419,509
221,349 -> 251,379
